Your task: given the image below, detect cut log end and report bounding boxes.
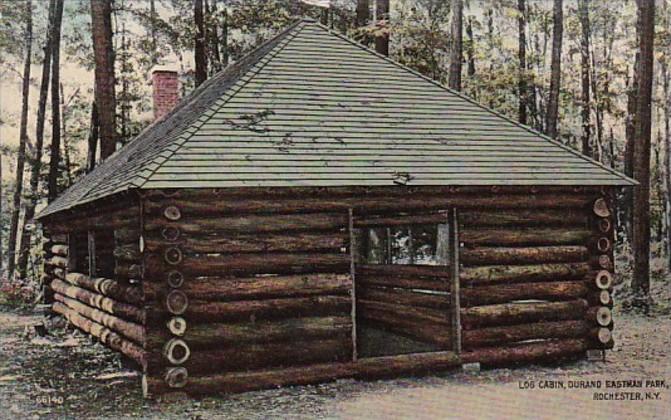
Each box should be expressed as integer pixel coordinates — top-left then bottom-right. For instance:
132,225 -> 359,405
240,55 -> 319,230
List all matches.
164,338 -> 191,365
597,327 -> 612,344
166,290 -> 189,315
596,237 -> 612,253
161,227 -> 181,241
594,307 -> 612,327
596,254 -> 613,270
167,271 -> 185,288
597,218 -> 612,233
164,247 -> 183,265
164,206 -> 182,221
167,317 -> 187,336
593,198 -> 611,217
594,271 -> 613,290
165,367 -> 189,389
598,290 -> 611,306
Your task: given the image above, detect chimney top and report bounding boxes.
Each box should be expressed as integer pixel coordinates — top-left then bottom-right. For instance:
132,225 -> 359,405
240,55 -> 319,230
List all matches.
152,68 -> 180,122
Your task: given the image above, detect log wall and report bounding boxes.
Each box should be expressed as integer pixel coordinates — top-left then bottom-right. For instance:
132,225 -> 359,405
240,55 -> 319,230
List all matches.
458,190 -> 616,360
140,192 -> 353,394
42,201 -> 148,369
41,186 -> 619,398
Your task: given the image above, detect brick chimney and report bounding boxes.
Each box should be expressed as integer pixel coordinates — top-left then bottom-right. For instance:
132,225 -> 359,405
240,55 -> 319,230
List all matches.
152,67 -> 180,121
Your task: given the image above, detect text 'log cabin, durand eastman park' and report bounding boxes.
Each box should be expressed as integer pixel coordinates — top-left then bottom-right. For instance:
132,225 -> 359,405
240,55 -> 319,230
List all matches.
35,19 -> 635,398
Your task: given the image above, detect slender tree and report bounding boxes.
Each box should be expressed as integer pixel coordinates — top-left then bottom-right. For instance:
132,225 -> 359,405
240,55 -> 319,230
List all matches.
578,0 -> 591,157
17,0 -> 55,278
194,0 -> 207,86
466,16 -> 475,79
47,0 -> 64,203
90,0 -> 116,161
517,0 -> 527,124
448,0 -> 463,91
356,0 -> 369,27
375,0 -> 389,56
222,7 -> 229,67
87,101 -> 100,173
7,0 -> 33,279
631,0 -> 655,297
149,0 -> 158,65
545,0 -> 563,139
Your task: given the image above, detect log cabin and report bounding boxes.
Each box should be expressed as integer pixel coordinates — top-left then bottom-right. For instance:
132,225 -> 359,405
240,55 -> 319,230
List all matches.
36,19 -> 634,398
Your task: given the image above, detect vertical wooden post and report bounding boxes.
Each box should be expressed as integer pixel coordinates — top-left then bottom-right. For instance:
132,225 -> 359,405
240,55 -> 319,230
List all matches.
385,227 -> 392,263
87,230 -> 96,277
408,227 -> 415,264
448,208 -> 462,353
348,208 -> 358,361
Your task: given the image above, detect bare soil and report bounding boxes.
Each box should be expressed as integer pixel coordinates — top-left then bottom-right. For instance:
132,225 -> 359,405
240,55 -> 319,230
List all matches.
1,307 -> 669,419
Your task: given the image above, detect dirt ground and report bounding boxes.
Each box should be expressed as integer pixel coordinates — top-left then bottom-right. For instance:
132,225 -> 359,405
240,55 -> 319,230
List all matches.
0,308 -> 669,419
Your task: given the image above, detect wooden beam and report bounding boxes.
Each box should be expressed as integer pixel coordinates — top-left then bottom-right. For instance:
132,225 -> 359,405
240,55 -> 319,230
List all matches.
348,208 -> 358,361
449,208 -> 462,353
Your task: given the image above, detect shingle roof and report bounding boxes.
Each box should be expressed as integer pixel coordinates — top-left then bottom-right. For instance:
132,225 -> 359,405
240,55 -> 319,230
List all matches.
38,18 -> 634,219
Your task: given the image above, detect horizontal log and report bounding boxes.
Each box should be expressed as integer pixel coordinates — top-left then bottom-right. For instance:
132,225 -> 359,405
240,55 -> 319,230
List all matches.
460,209 -> 589,227
461,338 -> 589,366
357,275 -> 449,292
354,212 -> 448,228
150,337 -> 351,375
358,307 -> 451,347
144,232 -> 347,254
460,281 -> 589,307
144,273 -> 352,302
114,228 -> 141,244
144,213 -> 347,235
461,246 -> 589,266
460,299 -> 589,329
356,264 -> 450,279
50,278 -> 145,324
54,294 -> 144,345
142,186 -> 602,201
142,193 -> 595,217
46,207 -> 138,233
146,316 -> 352,350
143,350 -> 461,397
52,302 -> 147,368
462,320 -> 592,349
460,228 -> 591,247
356,286 -> 449,310
48,233 -> 68,244
144,252 -> 349,277
60,271 -> 143,306
114,263 -> 143,279
150,295 -> 352,323
358,299 -> 449,326
114,244 -> 141,263
48,256 -> 69,269
51,244 -> 69,257
460,262 -> 591,286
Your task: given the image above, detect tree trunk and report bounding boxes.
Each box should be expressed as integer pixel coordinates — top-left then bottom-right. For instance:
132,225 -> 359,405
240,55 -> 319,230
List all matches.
356,0 -> 369,27
59,83 -> 73,185
375,0 -> 389,56
90,0 -> 116,160
17,0 -> 55,277
466,16 -> 475,78
86,101 -> 99,172
194,0 -> 207,86
631,0 -> 655,296
448,0 -> 463,91
578,0 -> 591,157
46,0 -> 64,203
7,0 -> 33,279
545,0 -> 563,139
149,0 -> 157,64
517,0 -> 527,125
221,7 -> 229,67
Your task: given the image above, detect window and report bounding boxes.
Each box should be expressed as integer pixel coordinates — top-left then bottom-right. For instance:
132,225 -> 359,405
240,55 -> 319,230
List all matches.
353,213 -> 450,266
